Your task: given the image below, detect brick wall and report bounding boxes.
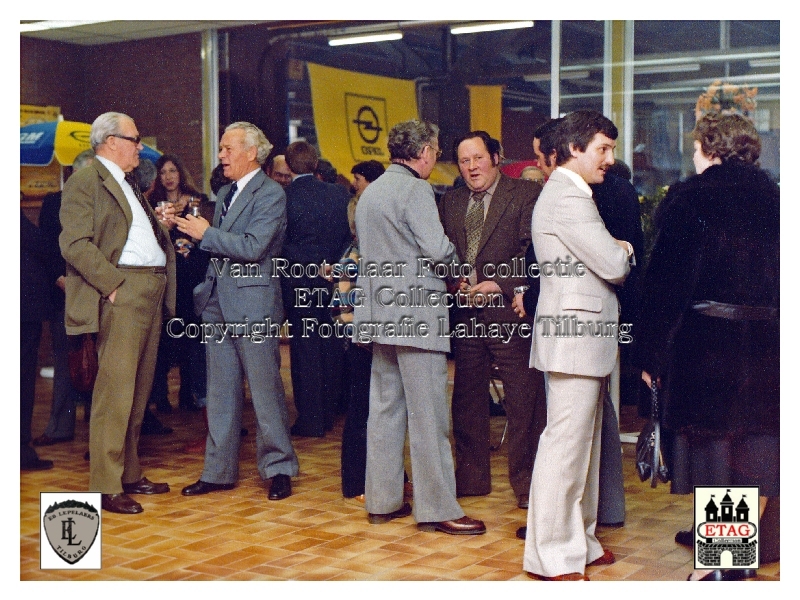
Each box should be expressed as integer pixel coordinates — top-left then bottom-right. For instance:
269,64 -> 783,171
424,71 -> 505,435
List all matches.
21,33 -> 205,191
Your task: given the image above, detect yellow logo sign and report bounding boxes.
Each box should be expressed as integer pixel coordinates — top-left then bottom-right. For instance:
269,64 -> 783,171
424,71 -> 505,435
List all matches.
346,94 -> 388,162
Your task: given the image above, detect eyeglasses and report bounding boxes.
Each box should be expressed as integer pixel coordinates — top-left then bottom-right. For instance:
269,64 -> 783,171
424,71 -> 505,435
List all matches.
110,134 -> 142,145
427,145 -> 443,159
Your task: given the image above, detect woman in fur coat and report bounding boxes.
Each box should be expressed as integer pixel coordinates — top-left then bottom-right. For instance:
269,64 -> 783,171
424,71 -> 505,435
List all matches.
635,112 -> 779,581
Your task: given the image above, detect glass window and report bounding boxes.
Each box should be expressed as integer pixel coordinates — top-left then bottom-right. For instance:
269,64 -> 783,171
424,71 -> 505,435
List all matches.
632,20 -> 779,196
559,21 -> 604,114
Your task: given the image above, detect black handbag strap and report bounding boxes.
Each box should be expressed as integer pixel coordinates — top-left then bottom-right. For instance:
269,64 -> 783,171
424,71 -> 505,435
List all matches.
650,380 -> 661,488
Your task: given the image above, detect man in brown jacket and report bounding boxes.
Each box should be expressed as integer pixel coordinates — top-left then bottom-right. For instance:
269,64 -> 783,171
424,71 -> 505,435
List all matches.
60,112 -> 176,514
439,131 -> 546,509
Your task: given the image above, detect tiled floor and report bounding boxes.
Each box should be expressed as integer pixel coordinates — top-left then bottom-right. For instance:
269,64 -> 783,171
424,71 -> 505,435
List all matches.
21,343 -> 780,581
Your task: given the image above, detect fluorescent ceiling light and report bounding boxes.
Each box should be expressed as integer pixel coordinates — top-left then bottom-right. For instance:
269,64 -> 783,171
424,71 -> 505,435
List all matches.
450,21 -> 533,35
20,20 -> 110,32
524,70 -> 589,82
749,58 -> 780,68
328,32 -> 402,46
634,63 -> 700,75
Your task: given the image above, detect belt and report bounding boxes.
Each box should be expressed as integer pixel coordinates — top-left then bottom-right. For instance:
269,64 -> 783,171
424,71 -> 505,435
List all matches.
117,265 -> 167,274
692,300 -> 778,321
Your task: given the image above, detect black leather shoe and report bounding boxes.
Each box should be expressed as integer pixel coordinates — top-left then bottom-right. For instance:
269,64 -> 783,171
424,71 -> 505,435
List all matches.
368,502 -> 412,524
141,410 -> 173,435
290,422 -> 324,438
153,397 -> 173,414
181,480 -> 235,496
268,474 -> 291,500
675,529 -> 693,547
21,457 -> 54,471
122,477 -> 170,495
178,393 -> 202,412
32,434 -> 73,447
516,526 -> 527,540
489,399 -> 506,417
517,494 -> 529,509
689,569 -> 757,581
102,493 -> 143,514
418,515 -> 486,535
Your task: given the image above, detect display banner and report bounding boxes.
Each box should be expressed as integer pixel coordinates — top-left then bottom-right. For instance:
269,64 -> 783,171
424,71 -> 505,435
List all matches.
307,63 -> 455,186
20,105 -> 62,198
467,85 -> 503,143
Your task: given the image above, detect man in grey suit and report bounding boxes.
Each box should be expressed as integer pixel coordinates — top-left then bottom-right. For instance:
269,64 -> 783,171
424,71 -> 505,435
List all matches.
176,122 -> 298,501
523,111 -> 633,580
353,119 -> 485,535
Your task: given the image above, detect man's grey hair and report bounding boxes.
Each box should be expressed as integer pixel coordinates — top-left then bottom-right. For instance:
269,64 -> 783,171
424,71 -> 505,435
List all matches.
72,148 -> 95,171
133,159 -> 157,191
225,121 -> 273,165
90,112 -> 132,151
387,119 -> 439,161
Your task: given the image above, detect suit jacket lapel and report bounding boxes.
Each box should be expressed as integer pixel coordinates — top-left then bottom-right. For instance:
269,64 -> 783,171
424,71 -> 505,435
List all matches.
218,171 -> 265,231
96,161 -> 133,228
477,175 -> 514,257
451,185 -> 471,259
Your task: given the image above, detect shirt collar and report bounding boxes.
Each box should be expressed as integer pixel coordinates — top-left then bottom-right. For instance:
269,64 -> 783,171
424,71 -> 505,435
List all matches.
96,155 -> 126,184
556,166 -> 593,197
471,172 -> 501,198
235,167 -> 262,190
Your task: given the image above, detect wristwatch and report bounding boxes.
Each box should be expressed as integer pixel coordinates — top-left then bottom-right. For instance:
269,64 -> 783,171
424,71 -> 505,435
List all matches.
514,285 -> 529,295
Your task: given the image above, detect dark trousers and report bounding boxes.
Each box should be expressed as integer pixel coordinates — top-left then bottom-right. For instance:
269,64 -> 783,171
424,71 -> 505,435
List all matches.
451,311 -> 546,498
21,321 -> 43,448
283,276 -> 344,435
340,342 -> 373,497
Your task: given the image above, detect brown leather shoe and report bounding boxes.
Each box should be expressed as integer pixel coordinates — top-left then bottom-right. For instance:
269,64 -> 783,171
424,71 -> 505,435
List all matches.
101,493 -> 143,514
587,548 -> 615,567
122,477 -> 170,495
368,502 -> 412,524
417,515 -> 486,535
181,480 -> 235,496
517,494 -> 529,509
528,572 -> 589,581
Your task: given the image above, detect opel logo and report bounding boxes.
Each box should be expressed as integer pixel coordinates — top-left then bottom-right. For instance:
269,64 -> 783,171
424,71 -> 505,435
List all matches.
352,106 -> 382,144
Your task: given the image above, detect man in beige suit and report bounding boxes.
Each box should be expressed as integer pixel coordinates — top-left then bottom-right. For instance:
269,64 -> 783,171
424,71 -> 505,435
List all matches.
61,112 -> 176,514
523,111 -> 632,580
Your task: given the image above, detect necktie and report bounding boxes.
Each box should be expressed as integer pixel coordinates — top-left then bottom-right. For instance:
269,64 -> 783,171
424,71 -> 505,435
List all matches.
219,182 -> 238,225
464,191 -> 486,268
124,172 -> 161,239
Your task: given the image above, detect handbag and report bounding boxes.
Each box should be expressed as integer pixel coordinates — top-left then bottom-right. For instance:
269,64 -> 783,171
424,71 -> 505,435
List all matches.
67,333 -> 98,393
330,243 -> 360,325
635,379 -> 670,487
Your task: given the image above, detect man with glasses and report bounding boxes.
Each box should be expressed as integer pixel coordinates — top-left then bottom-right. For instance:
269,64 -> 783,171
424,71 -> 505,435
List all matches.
60,112 -> 176,514
266,154 -> 292,189
352,119 -> 485,535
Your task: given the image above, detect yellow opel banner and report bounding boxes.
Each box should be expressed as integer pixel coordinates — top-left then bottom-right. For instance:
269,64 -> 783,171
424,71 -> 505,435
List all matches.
467,85 -> 503,142
307,63 -> 455,186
